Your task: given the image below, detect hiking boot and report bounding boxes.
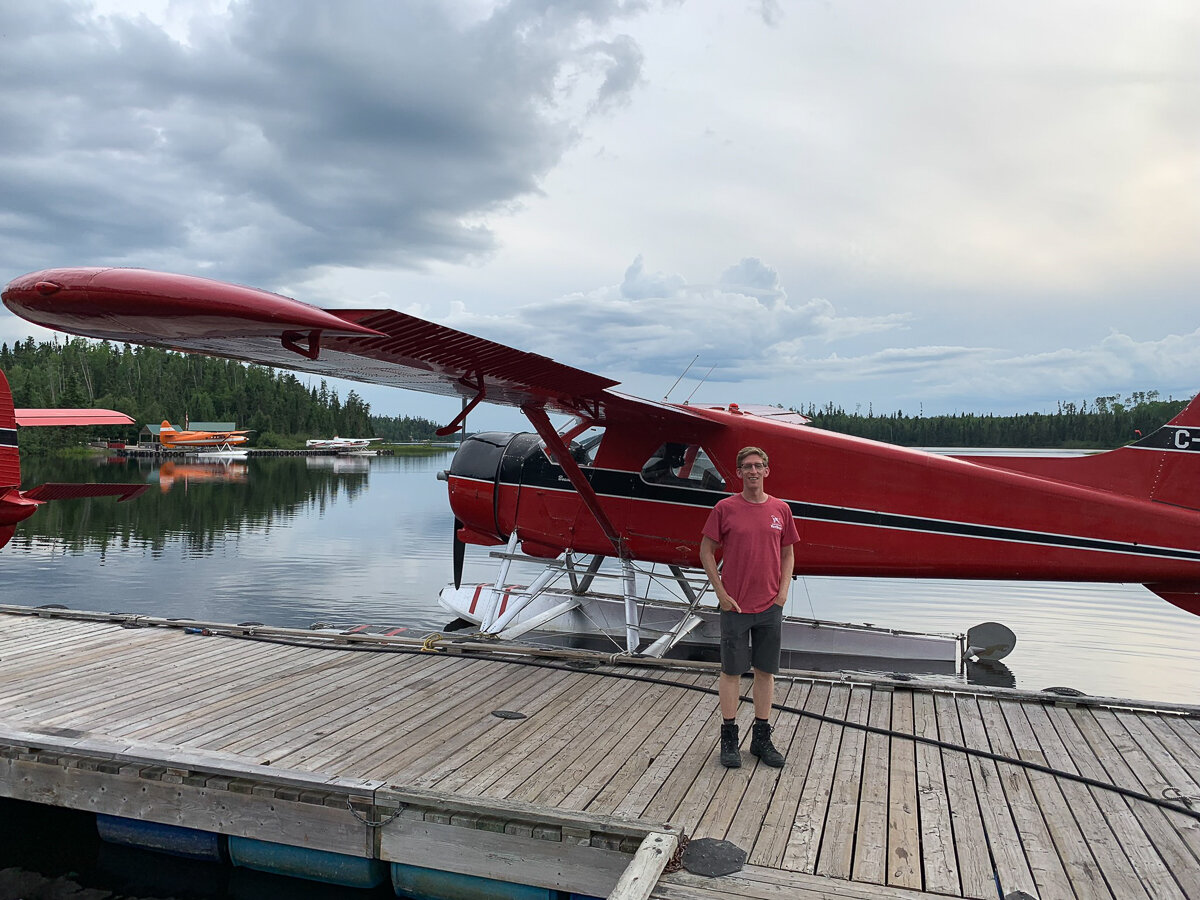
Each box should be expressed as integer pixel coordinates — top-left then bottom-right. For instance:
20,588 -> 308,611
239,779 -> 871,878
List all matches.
719,722 -> 741,768
750,720 -> 785,768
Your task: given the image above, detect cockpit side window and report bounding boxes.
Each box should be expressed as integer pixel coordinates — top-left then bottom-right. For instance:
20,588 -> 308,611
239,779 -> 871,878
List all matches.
544,422 -> 605,467
640,442 -> 726,490
571,431 -> 604,465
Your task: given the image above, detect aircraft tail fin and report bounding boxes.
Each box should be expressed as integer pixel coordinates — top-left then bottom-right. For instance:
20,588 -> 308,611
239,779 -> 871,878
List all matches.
0,369 -> 19,490
958,391 -> 1200,512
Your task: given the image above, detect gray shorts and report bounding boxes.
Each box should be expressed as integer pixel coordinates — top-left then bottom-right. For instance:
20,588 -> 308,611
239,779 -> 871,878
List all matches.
719,604 -> 783,676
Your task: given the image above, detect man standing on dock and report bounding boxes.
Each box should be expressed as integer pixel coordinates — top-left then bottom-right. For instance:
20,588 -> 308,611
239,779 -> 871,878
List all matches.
700,446 -> 798,768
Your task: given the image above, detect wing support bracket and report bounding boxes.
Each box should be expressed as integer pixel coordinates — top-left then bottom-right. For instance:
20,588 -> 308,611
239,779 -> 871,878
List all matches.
571,397 -> 602,422
523,405 -> 624,558
437,372 -> 486,437
281,329 -> 322,361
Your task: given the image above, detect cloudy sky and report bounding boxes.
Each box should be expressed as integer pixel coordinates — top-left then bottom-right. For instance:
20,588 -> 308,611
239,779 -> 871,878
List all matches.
1,0 -> 1197,431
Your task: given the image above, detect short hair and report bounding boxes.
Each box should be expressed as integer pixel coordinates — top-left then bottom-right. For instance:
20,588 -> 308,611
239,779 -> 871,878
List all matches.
736,446 -> 768,467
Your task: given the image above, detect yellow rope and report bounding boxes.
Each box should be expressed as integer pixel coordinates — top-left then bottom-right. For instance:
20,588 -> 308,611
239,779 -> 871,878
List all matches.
419,632 -> 445,652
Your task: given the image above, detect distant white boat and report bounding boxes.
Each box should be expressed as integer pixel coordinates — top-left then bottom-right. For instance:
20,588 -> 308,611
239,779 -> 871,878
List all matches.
305,436 -> 382,450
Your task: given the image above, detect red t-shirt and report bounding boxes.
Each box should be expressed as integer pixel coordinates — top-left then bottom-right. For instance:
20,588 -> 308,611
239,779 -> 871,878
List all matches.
702,494 -> 800,614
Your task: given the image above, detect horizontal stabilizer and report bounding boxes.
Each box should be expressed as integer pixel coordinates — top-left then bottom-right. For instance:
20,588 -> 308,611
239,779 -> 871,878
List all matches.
15,408 -> 134,427
23,483 -> 150,503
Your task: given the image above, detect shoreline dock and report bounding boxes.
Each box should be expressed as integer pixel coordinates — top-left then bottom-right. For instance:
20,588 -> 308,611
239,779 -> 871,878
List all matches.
0,605 -> 1196,899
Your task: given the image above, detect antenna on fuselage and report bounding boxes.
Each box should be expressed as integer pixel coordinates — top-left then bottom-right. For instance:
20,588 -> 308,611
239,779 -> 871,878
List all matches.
663,354 -> 699,401
683,363 -> 717,404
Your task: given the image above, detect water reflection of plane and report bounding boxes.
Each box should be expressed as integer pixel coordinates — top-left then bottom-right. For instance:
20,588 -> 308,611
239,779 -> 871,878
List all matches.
151,460 -> 249,493
305,455 -> 371,474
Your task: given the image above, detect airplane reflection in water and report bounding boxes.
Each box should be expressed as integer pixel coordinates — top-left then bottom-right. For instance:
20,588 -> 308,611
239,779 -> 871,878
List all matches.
150,460 -> 248,493
305,455 -> 372,474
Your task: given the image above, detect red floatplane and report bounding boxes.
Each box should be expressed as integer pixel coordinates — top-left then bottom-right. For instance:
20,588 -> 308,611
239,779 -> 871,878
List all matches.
0,366 -> 148,550
6,267 -> 1200,666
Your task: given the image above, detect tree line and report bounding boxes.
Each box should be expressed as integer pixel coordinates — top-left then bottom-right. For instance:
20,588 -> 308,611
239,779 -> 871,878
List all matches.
6,338 -> 1187,451
1,338 -> 443,448
801,391 -> 1187,449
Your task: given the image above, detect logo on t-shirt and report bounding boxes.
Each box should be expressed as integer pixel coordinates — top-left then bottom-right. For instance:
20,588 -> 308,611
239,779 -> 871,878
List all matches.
770,515 -> 783,531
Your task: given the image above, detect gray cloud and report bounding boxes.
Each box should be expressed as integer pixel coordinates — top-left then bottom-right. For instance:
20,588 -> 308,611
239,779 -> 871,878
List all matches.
1,1 -> 1197,426
0,0 -> 651,283
444,255 -> 910,379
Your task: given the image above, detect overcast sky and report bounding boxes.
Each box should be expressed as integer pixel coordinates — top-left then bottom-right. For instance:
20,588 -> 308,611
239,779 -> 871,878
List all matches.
1,0 -> 1197,431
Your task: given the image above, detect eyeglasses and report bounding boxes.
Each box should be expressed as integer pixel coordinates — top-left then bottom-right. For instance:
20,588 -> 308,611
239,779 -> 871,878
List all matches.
738,462 -> 767,470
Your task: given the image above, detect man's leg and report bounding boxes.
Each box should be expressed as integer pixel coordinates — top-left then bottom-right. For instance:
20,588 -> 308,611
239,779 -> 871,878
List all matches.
718,612 -> 750,767
752,669 -> 774,719
748,608 -> 786,767
719,671 -> 741,720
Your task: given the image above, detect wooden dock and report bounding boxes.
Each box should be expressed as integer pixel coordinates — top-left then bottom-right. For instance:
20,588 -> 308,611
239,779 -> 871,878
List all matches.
0,605 -> 1197,899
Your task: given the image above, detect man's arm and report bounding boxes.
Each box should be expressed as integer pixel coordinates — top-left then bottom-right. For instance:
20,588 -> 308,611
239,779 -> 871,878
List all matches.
774,542 -> 794,607
700,535 -> 741,612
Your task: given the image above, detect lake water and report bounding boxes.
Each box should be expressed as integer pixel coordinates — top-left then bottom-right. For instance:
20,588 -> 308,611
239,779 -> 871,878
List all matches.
2,449 -> 1198,898
4,450 -> 1198,706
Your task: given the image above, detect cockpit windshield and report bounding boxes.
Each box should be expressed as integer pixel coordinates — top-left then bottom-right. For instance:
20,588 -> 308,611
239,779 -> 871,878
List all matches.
640,442 -> 726,491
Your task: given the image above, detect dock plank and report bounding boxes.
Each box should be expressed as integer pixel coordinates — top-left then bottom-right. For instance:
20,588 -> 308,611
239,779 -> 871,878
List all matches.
780,683 -> 852,873
995,697 -> 1113,898
815,684 -> 872,880
385,664 -> 577,785
527,672 -> 704,811
931,693 -> 995,900
724,679 -> 812,852
1066,705 -> 1200,896
2,612 -> 1199,900
1027,702 -> 1168,900
748,681 -> 830,868
909,690 -> 958,896
974,697 -> 1077,897
440,671 -> 615,797
848,687 -> 892,885
482,672 -> 647,801
953,694 -> 1037,897
589,674 -> 715,818
885,690 -> 920,890
645,694 -> 757,834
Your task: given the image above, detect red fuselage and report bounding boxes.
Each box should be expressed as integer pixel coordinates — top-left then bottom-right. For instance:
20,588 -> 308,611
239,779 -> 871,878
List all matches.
447,408 -> 1200,589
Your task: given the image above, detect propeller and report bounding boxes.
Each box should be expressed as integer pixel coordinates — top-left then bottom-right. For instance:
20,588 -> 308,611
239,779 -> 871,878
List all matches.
453,517 -> 465,590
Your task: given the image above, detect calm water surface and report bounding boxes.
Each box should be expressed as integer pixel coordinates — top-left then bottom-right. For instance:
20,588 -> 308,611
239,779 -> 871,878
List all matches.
3,450 -> 1198,706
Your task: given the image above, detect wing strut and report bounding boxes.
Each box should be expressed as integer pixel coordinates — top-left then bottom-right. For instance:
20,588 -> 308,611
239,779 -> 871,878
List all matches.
436,373 -> 486,437
523,405 -> 624,558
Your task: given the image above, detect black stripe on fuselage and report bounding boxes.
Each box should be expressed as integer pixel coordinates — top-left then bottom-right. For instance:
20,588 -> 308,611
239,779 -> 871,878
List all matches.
1130,425 -> 1200,453
455,465 -> 1200,565
0,428 -> 16,449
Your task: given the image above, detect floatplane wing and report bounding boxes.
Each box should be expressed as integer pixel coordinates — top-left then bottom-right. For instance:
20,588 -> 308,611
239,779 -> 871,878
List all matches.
0,364 -> 148,550
6,266 -> 1200,630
